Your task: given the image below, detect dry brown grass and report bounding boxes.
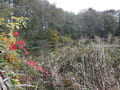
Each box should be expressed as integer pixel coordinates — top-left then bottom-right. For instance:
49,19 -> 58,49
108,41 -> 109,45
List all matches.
20,37 -> 120,90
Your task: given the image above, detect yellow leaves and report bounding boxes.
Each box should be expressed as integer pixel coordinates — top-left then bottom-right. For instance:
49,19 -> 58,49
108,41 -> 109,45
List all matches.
11,16 -> 25,22
0,32 -> 20,68
5,53 -> 17,62
10,75 -> 20,85
0,16 -> 28,70
46,28 -> 59,44
11,16 -> 28,29
11,79 -> 20,85
0,18 -> 4,24
0,32 -> 16,46
11,16 -> 20,22
6,22 -> 20,30
16,25 -> 20,29
5,17 -> 28,30
5,52 -> 21,69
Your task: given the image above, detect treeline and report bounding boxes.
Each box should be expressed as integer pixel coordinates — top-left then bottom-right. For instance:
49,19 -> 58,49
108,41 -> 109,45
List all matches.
0,0 -> 120,47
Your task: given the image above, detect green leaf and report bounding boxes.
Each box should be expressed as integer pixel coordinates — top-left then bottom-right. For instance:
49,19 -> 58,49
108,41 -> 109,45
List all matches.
15,25 -> 20,29
0,59 -> 5,63
0,43 -> 7,49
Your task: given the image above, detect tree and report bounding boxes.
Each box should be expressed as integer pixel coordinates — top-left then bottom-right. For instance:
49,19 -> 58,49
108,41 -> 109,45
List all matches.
101,12 -> 118,37
78,8 -> 104,37
77,8 -> 118,38
45,28 -> 59,45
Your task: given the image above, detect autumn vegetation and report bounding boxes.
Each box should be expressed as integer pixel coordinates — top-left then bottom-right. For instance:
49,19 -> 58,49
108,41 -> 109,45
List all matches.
0,0 -> 120,90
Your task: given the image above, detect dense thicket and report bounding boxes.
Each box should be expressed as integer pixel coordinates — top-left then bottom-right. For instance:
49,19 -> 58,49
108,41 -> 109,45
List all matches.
0,0 -> 120,46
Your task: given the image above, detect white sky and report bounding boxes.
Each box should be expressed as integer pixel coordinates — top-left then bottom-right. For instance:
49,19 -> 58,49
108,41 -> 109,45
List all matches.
48,0 -> 120,14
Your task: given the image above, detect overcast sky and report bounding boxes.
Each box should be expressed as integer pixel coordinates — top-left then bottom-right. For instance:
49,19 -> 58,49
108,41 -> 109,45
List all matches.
48,0 -> 120,14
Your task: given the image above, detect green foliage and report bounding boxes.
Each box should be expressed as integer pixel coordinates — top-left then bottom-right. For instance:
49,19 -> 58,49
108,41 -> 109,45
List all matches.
0,3 -> 11,18
60,34 -> 73,43
5,0 -> 119,45
45,28 -> 59,44
78,9 -> 118,38
1,0 -> 119,42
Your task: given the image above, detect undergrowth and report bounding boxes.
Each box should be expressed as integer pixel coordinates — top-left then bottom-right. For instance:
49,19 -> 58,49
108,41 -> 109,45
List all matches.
20,37 -> 120,90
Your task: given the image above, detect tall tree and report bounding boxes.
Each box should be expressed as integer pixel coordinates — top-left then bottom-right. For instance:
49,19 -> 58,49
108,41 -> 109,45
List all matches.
101,12 -> 118,37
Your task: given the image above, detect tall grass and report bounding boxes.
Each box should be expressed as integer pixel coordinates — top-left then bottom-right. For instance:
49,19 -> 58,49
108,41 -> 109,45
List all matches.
20,37 -> 120,90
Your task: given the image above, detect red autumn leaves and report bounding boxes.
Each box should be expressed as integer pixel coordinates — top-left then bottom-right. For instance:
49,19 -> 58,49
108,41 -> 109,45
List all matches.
9,32 -> 29,55
16,39 -> 29,55
27,60 -> 48,74
9,43 -> 17,51
16,39 -> 23,45
9,32 -> 48,74
16,39 -> 26,49
27,60 -> 36,66
13,32 -> 19,37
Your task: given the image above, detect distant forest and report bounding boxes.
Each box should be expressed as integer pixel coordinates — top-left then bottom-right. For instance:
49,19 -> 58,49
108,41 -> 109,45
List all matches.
0,0 -> 120,47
